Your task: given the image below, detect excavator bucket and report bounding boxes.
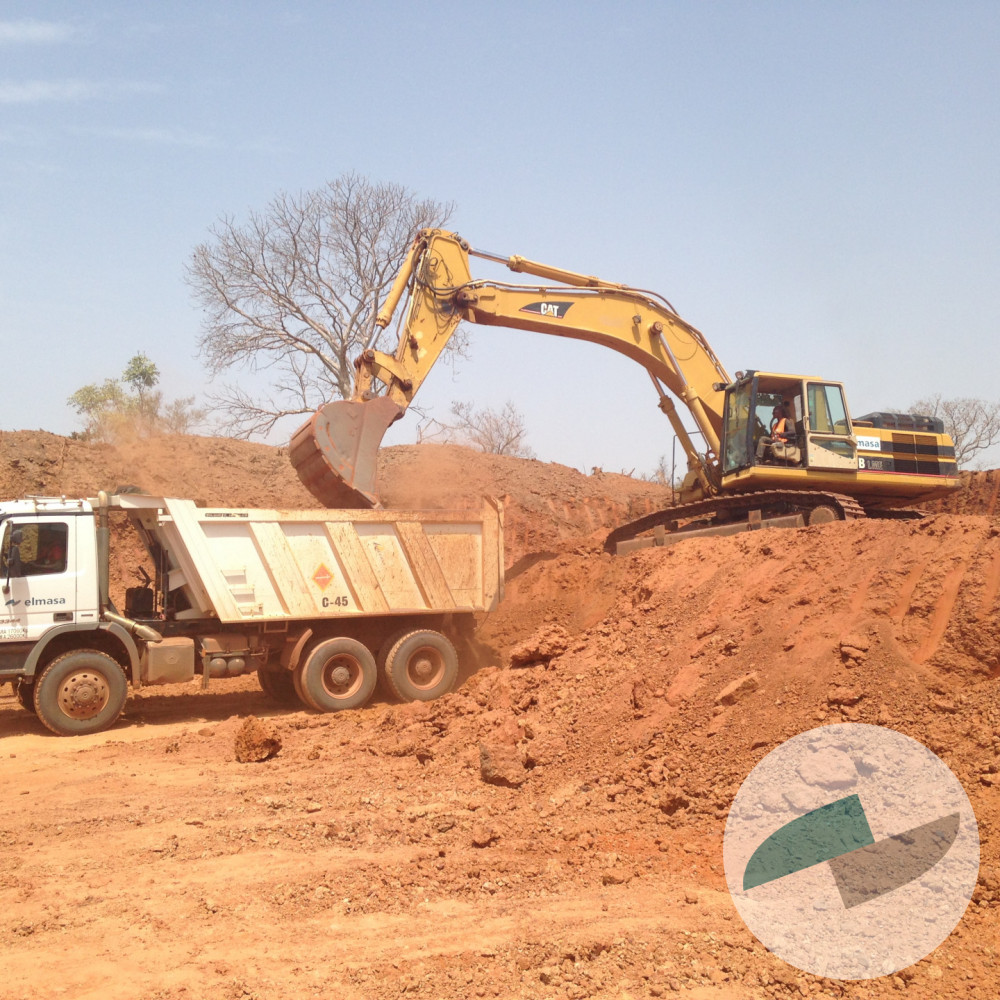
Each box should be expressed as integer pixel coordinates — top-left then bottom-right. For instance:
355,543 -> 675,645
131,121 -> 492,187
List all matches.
289,396 -> 404,509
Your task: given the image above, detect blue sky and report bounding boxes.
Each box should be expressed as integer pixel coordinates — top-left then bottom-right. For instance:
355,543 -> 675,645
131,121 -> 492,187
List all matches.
2,2 -> 998,474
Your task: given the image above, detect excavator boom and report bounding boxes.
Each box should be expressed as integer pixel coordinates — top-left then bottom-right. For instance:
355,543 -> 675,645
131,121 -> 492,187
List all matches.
290,229 -> 731,508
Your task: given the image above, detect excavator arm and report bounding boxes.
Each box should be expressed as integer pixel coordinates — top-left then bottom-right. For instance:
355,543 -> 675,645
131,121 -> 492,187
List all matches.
290,229 -> 732,508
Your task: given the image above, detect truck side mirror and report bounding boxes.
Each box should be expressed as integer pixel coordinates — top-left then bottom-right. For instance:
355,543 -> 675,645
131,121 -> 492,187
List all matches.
4,528 -> 25,583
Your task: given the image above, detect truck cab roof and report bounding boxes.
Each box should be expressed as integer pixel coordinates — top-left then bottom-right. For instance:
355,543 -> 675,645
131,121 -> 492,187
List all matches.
0,497 -> 93,517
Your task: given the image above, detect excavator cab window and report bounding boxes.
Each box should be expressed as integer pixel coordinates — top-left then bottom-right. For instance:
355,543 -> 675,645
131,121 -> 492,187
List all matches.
723,377 -> 805,471
803,382 -> 857,468
807,383 -> 850,435
722,382 -> 754,473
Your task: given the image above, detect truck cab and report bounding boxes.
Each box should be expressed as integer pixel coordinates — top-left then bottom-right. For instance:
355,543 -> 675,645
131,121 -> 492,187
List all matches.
0,498 -> 100,649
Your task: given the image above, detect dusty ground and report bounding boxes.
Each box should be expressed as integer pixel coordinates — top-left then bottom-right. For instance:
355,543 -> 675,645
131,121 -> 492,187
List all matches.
0,432 -> 997,1000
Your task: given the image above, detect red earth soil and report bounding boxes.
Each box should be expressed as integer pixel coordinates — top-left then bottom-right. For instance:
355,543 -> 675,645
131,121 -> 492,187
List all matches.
0,430 -> 997,1000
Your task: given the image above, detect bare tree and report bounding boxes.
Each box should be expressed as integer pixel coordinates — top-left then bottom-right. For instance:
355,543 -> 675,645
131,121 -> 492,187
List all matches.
186,173 -> 454,438
643,454 -> 672,486
421,401 -> 535,458
910,395 -> 1000,466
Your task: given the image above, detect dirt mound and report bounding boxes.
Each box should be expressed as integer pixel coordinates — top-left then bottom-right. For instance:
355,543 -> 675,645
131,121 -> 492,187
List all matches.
0,432 -> 672,573
0,429 -> 319,508
0,431 -> 997,999
922,468 -> 1000,519
233,715 -> 282,762
377,443 -> 675,569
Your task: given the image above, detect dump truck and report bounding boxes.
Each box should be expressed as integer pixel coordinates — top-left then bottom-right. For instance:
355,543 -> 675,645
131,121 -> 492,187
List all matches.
289,229 -> 960,549
0,492 -> 503,735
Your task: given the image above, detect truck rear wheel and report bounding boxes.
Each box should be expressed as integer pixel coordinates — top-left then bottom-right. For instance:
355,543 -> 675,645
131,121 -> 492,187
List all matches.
256,668 -> 301,706
298,637 -> 377,712
375,629 -> 413,701
384,630 -> 459,703
33,650 -> 127,736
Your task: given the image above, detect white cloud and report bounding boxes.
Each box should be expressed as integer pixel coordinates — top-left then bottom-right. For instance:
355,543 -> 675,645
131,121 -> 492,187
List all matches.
0,79 -> 161,104
79,126 -> 221,149
0,80 -> 100,103
0,20 -> 75,44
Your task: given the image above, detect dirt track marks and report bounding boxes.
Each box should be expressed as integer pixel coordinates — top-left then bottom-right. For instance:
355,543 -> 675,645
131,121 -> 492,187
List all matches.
979,546 -> 1000,620
914,562 -> 970,664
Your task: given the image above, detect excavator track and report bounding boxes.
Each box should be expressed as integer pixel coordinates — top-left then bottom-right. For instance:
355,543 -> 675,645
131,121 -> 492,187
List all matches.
603,490 -> 866,554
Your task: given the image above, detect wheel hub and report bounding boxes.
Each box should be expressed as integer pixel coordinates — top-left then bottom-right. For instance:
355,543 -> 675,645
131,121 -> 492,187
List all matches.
330,664 -> 352,687
407,646 -> 445,689
413,656 -> 435,679
58,671 -> 110,720
322,655 -> 362,697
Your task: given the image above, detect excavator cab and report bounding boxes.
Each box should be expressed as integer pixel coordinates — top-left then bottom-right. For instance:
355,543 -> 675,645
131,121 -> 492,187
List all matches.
721,372 -> 858,477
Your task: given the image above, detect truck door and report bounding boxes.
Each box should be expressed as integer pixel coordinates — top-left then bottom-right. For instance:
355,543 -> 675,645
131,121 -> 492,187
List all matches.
1,518 -> 77,642
804,382 -> 858,472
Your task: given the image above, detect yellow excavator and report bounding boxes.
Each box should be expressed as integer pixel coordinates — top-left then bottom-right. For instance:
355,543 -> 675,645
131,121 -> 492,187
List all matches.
289,229 -> 960,552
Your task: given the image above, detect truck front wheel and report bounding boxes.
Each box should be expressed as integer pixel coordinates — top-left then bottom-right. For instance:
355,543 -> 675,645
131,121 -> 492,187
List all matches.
298,638 -> 377,712
33,650 -> 128,736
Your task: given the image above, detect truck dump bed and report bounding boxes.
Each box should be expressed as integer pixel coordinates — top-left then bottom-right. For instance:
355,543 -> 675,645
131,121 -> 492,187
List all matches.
119,496 -> 503,623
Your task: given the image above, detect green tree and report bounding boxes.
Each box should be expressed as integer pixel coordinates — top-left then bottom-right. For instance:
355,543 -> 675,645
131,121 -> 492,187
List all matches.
68,354 -> 204,441
122,354 -> 159,406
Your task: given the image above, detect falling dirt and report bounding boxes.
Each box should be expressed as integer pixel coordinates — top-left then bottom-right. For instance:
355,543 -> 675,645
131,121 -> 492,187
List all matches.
0,431 -> 997,999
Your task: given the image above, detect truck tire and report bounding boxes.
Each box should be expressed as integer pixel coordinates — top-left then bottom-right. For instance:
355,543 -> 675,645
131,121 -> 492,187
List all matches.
14,678 -> 36,714
298,637 -> 377,713
375,629 -> 413,701
256,668 -> 301,706
383,630 -> 459,703
32,650 -> 127,736
291,666 -> 312,708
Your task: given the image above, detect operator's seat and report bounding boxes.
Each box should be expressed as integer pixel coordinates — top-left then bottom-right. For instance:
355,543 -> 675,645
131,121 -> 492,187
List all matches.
770,440 -> 801,465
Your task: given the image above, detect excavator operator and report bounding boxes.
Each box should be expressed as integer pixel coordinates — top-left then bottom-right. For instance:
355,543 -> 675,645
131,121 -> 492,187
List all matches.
756,403 -> 796,463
